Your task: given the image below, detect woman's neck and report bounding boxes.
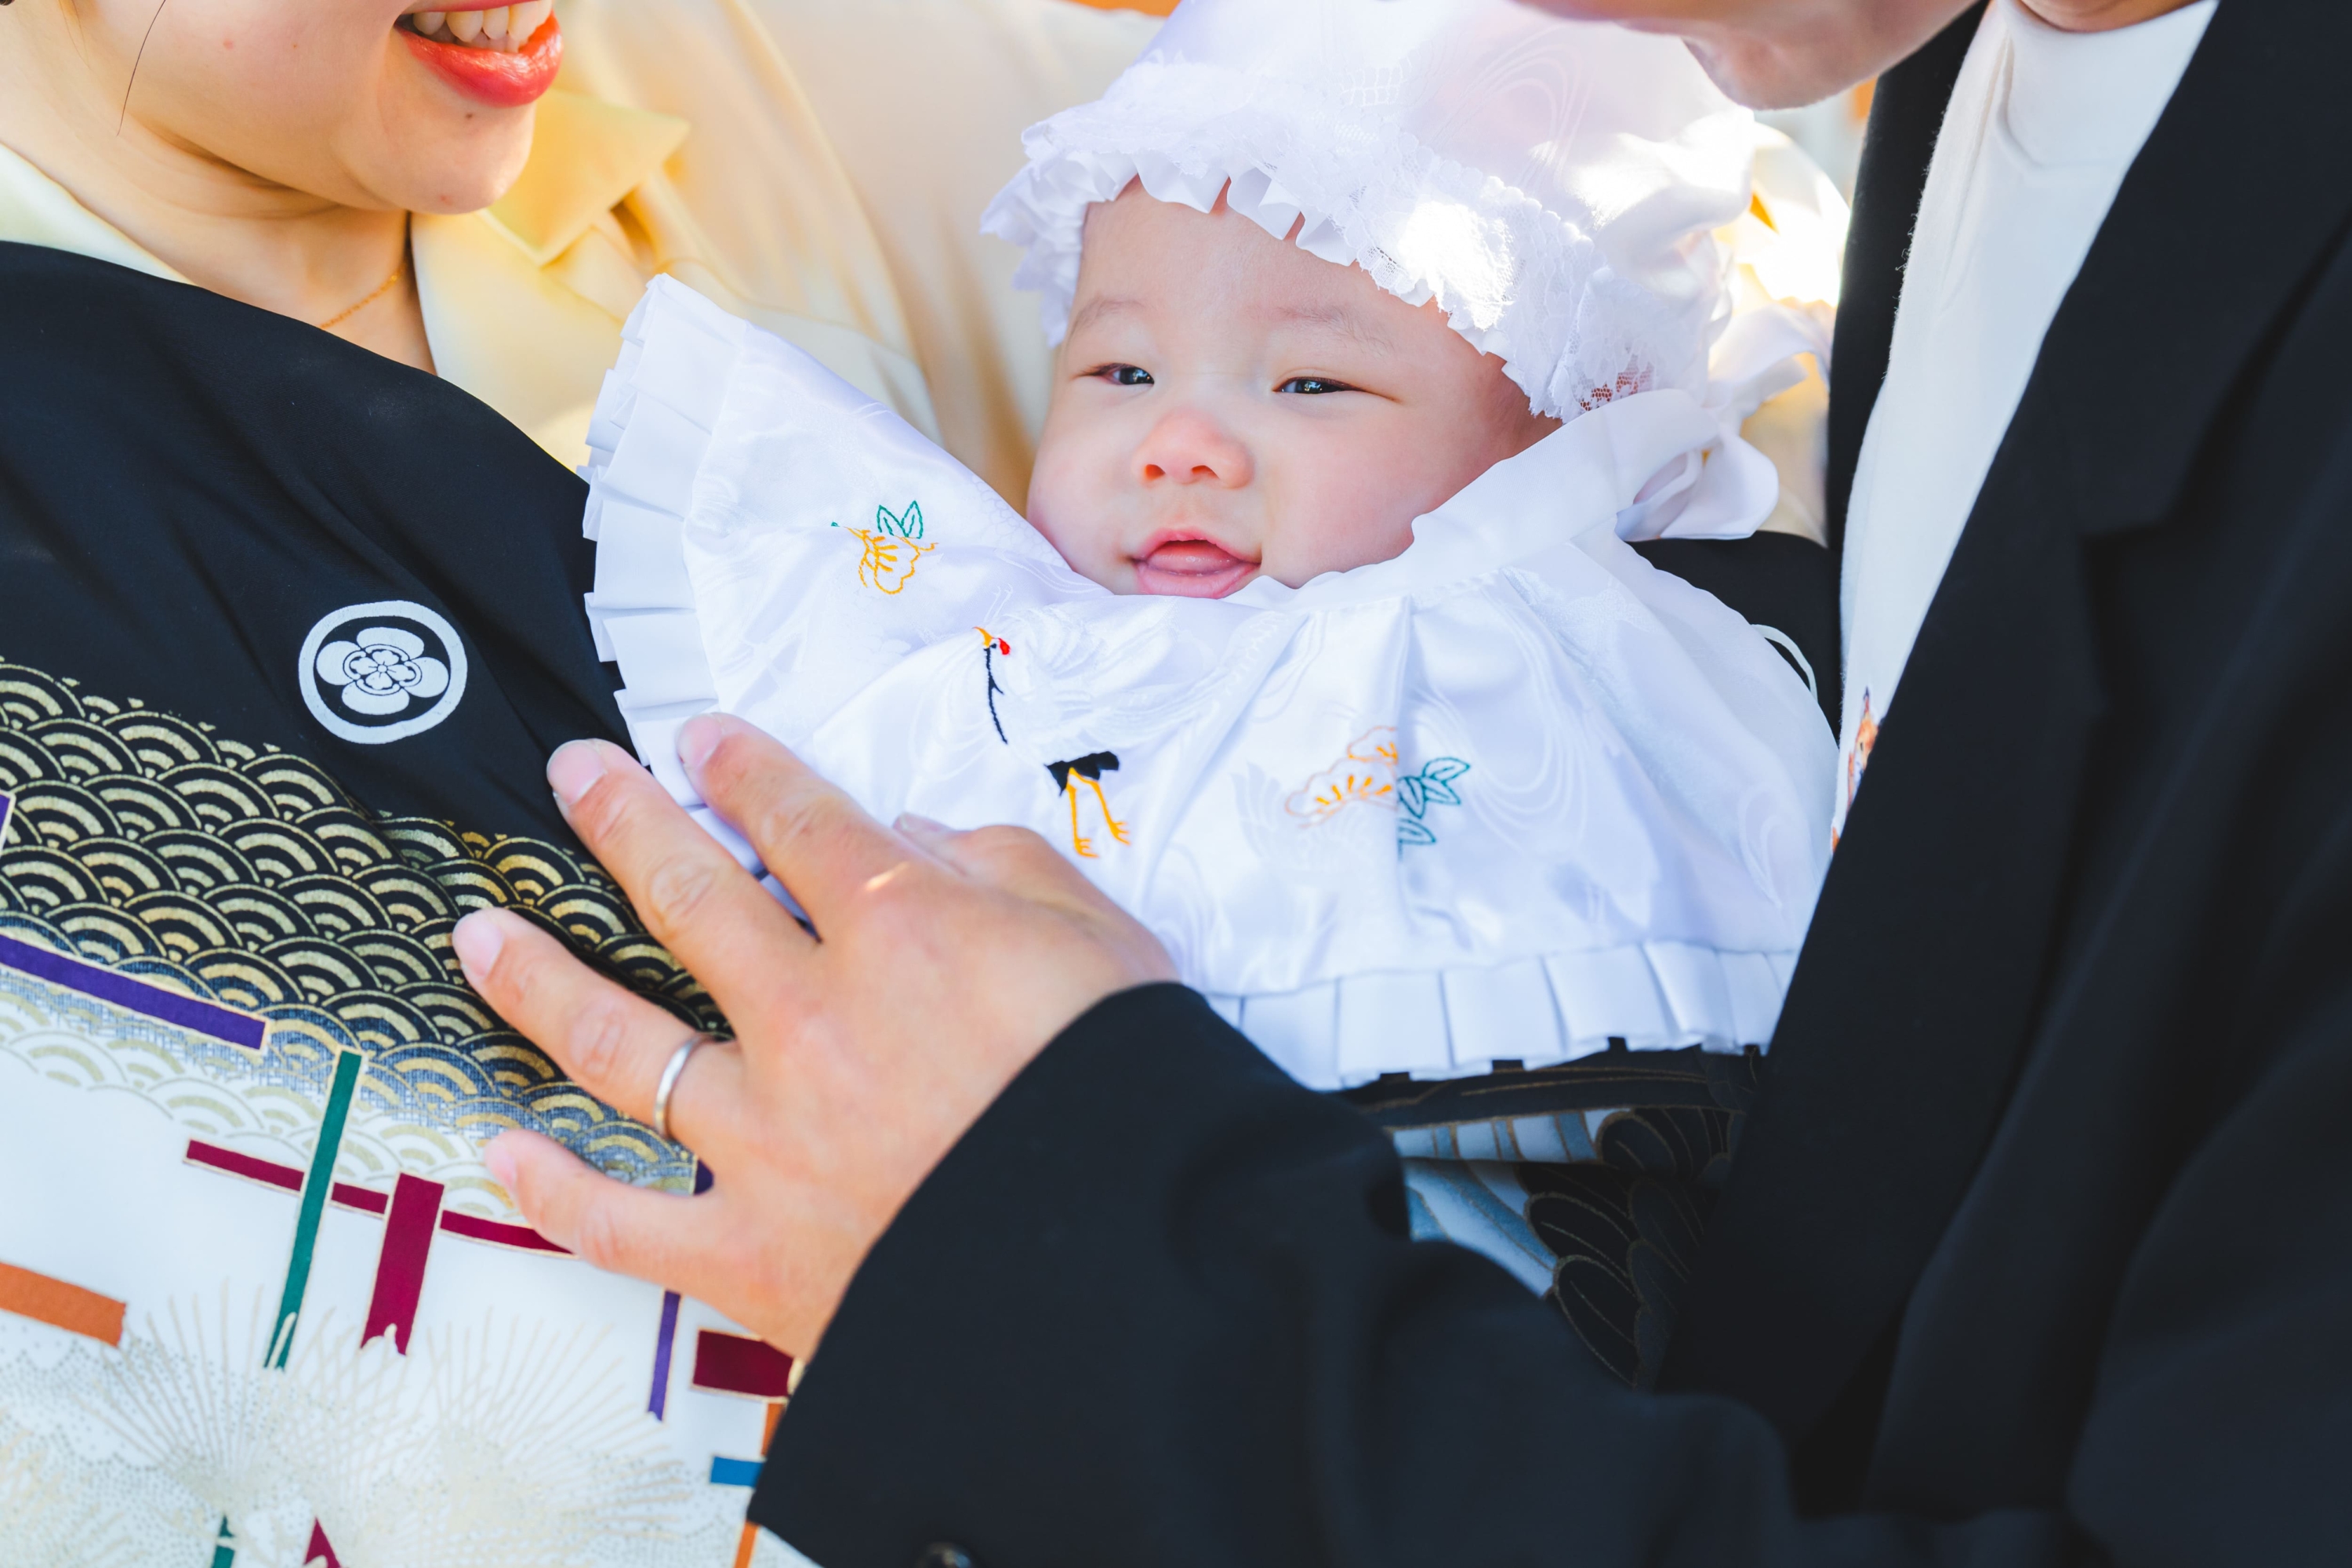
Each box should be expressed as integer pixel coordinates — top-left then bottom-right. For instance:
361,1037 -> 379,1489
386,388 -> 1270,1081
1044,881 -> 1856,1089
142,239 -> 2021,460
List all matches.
0,11 -> 434,372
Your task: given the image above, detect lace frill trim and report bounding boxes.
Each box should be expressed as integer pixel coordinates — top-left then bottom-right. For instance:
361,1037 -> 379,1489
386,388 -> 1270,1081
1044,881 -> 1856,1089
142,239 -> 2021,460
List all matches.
980,60 -> 1722,421
580,279 -> 1797,1086
580,281 -> 763,880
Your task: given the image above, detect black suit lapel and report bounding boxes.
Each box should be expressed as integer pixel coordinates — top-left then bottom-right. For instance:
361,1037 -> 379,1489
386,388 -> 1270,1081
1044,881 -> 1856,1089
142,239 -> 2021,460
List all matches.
1661,0 -> 2352,1443
1823,4 -> 1984,563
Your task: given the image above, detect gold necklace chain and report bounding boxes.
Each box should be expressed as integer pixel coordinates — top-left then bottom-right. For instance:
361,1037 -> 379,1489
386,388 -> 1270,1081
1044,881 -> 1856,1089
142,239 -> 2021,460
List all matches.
316,253 -> 409,333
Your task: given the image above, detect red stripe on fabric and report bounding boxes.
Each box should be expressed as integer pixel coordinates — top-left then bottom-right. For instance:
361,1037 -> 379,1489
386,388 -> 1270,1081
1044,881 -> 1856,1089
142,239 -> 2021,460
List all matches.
332,1182 -> 390,1215
363,1174 -> 445,1355
437,1210 -> 569,1254
691,1330 -> 795,1399
186,1140 -> 304,1192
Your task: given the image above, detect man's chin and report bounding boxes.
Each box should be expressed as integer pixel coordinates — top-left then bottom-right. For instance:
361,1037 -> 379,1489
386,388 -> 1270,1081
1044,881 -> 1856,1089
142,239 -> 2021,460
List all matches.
1680,33 -> 1876,112
1513,0 -> 1971,111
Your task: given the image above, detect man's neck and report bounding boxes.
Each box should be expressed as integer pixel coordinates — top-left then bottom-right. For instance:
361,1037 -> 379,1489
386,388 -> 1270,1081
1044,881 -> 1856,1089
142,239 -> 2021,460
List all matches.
2020,0 -> 2204,33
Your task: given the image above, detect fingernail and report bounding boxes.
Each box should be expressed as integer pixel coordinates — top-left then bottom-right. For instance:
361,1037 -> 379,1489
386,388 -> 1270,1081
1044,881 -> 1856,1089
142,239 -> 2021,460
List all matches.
451,909 -> 506,987
484,1137 -> 519,1193
678,713 -> 727,775
547,740 -> 615,808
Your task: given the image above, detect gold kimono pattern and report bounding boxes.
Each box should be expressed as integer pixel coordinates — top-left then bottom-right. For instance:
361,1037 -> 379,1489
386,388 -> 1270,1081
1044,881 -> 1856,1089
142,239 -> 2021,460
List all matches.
0,659 -> 717,1199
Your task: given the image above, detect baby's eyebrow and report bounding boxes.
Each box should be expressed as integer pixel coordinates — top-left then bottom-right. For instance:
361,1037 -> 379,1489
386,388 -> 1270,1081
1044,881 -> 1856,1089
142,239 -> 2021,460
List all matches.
1066,295 -> 1145,339
1270,303 -> 1396,353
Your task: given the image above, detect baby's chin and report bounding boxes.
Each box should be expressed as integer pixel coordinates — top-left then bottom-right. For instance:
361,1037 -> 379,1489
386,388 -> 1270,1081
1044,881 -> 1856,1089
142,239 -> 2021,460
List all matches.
1127,538 -> 1261,599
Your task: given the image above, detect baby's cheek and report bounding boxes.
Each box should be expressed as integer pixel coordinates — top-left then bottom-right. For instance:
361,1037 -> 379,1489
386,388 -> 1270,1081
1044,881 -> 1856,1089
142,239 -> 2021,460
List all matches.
1025,452 -> 1128,592
1269,430 -> 1427,581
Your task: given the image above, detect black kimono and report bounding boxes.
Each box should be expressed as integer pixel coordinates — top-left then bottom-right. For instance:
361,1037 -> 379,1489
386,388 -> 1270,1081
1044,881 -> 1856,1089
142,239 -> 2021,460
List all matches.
0,242 -> 731,1192
750,2 -> 2352,1564
0,241 -> 624,842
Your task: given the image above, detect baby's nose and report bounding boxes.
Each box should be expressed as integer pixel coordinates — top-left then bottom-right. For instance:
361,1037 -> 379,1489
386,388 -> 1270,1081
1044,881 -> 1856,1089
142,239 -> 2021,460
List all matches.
1136,409 -> 1254,489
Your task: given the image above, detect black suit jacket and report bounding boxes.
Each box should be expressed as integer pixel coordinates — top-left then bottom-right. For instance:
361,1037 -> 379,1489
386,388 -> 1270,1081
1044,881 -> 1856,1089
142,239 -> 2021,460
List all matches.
755,4 -> 2352,1562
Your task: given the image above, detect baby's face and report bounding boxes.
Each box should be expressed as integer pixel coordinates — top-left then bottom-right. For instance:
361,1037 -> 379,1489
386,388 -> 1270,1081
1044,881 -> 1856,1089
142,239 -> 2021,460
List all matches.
1028,187 -> 1560,597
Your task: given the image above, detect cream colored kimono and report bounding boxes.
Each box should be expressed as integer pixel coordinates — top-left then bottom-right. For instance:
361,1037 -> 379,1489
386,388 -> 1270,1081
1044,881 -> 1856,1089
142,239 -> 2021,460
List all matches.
0,0 -> 1160,501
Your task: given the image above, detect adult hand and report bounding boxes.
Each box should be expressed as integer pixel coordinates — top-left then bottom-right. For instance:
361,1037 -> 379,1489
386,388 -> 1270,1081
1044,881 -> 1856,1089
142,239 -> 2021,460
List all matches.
452,715 -> 1175,1359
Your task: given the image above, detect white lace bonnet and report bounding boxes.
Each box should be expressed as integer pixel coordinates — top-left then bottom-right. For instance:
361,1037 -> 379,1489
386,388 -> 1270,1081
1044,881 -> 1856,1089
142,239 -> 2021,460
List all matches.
982,0 -> 1762,421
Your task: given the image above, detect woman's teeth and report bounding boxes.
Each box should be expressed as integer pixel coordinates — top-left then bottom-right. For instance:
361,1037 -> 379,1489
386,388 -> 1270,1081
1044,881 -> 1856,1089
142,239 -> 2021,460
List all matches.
407,2 -> 554,52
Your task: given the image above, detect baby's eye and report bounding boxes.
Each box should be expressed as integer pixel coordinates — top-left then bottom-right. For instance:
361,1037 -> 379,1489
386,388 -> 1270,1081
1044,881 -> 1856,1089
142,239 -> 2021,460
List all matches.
1279,376 -> 1356,396
1091,364 -> 1154,387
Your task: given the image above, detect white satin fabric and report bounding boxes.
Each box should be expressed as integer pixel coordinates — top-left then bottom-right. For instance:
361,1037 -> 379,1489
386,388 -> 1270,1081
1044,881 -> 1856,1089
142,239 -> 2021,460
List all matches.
585,280 -> 1837,1090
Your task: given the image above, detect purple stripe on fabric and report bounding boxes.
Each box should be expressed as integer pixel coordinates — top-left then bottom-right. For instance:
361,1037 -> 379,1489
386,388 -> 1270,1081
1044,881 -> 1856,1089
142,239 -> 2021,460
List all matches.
648,1290 -> 684,1418
648,1158 -> 708,1419
437,1210 -> 569,1254
0,791 -> 13,847
0,932 -> 266,1049
364,1174 -> 444,1355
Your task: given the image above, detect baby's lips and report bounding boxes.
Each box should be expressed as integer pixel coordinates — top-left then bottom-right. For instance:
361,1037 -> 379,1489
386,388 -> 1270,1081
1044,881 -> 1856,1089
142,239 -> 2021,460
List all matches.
1134,538 -> 1258,599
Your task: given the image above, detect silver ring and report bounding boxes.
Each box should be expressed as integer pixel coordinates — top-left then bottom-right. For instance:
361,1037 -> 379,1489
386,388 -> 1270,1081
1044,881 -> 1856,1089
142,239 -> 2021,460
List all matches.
652,1033 -> 719,1144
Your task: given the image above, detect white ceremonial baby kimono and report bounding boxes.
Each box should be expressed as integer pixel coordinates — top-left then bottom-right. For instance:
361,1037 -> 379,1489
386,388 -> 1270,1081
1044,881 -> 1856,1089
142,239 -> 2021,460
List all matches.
583,280 -> 1837,1091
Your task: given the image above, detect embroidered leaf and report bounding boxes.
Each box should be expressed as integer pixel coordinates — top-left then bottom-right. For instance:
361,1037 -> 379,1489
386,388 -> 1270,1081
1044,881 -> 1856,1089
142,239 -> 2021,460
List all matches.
1417,777 -> 1462,808
1397,818 -> 1439,847
876,500 -> 925,540
1423,757 -> 1472,785
1396,775 -> 1428,818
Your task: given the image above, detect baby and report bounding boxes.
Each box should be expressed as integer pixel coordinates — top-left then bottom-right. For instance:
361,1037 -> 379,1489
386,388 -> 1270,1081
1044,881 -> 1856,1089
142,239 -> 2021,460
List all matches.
1026,183 -> 1559,600
581,0 -> 1840,1098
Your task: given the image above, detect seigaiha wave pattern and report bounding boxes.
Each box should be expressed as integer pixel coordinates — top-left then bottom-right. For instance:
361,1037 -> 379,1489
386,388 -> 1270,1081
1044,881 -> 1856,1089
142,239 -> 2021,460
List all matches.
0,658 -> 716,1196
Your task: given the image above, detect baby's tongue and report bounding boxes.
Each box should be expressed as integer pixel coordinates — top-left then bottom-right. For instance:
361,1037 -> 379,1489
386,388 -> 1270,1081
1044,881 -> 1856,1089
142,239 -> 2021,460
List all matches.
1137,539 -> 1257,599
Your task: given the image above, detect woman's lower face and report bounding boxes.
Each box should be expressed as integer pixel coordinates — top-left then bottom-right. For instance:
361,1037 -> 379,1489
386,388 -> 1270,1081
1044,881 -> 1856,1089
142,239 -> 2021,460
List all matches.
24,0 -> 555,215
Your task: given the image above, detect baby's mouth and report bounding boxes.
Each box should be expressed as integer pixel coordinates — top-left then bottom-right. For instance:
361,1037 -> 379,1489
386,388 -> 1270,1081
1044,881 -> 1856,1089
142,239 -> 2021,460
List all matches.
400,5 -> 564,108
1134,537 -> 1259,600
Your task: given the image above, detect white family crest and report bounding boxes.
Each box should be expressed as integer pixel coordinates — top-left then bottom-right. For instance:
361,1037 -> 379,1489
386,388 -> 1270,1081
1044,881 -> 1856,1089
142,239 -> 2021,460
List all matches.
297,601 -> 469,744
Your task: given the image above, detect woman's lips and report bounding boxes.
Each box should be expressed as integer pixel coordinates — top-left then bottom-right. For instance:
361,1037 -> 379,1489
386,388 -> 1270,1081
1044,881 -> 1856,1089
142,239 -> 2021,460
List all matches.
402,14 -> 564,108
1133,538 -> 1259,599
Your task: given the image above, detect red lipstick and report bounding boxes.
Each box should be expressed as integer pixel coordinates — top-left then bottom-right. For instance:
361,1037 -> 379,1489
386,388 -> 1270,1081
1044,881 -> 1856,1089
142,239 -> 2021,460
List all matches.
1134,536 -> 1259,599
402,15 -> 564,109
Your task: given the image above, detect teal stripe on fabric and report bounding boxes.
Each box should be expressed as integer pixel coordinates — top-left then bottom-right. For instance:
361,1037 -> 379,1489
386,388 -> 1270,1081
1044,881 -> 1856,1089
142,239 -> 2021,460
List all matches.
210,1517 -> 236,1567
269,1048 -> 363,1369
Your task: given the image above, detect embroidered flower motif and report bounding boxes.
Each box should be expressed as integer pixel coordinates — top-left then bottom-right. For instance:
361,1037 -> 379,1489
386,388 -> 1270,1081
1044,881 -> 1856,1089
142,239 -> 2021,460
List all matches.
313,626 -> 451,717
1286,728 -> 1402,823
834,499 -> 935,594
1285,727 -> 1471,848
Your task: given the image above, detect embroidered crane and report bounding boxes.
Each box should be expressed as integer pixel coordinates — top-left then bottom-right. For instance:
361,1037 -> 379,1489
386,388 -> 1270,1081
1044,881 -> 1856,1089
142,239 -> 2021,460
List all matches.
1047,752 -> 1129,858
978,627 -> 1011,743
833,499 -> 935,594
